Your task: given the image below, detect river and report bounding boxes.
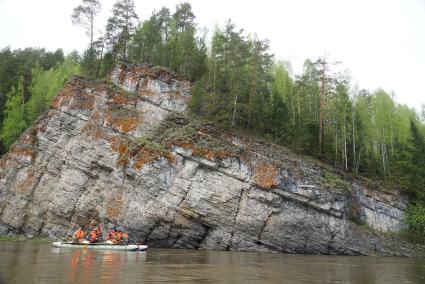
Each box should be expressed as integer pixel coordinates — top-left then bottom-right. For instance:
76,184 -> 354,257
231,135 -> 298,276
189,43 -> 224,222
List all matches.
0,242 -> 424,283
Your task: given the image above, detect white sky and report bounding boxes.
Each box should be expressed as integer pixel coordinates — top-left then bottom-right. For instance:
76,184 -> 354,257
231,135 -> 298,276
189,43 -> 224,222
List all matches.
0,0 -> 424,110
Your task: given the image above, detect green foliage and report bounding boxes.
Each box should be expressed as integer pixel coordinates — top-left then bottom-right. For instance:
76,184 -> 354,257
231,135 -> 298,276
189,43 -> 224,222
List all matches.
129,134 -> 168,157
132,135 -> 154,147
0,58 -> 79,151
128,3 -> 206,80
0,0 -> 424,241
405,203 -> 425,238
27,58 -> 80,122
0,47 -> 66,153
80,47 -> 98,78
162,123 -> 197,143
104,0 -> 138,63
98,52 -> 115,77
188,78 -> 209,116
0,77 -> 27,148
403,120 -> 425,200
190,21 -> 273,130
0,47 -> 65,116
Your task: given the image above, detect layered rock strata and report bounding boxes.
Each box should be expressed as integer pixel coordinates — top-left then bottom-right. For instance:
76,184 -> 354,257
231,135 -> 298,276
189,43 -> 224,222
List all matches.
0,65 -> 421,256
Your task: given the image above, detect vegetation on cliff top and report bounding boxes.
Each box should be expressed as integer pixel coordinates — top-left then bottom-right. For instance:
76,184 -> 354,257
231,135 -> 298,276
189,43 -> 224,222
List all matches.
0,0 -> 425,239
0,56 -> 79,149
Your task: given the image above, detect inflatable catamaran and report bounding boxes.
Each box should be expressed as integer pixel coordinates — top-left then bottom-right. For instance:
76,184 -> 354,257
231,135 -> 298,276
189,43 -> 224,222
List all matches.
52,241 -> 148,251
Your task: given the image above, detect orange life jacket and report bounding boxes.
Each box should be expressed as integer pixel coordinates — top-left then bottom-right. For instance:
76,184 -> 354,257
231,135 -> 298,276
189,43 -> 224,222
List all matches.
90,230 -> 97,241
74,229 -> 84,240
114,231 -> 123,241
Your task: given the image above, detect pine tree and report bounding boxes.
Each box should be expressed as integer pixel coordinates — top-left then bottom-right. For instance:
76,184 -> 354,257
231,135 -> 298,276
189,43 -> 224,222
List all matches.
71,0 -> 102,50
105,0 -> 139,63
407,120 -> 425,200
129,8 -> 170,64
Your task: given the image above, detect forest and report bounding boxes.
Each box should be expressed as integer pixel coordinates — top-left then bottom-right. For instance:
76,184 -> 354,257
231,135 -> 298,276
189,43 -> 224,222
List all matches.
0,0 -> 424,239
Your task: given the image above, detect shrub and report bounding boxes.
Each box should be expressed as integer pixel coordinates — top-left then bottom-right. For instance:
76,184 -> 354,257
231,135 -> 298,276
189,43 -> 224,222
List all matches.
405,203 -> 425,238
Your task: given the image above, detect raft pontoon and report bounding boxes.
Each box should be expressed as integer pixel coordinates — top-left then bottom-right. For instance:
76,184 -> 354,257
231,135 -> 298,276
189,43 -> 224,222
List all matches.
52,241 -> 148,251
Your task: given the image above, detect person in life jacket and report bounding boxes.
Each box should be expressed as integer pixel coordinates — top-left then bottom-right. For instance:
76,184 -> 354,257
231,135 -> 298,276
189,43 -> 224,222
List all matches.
87,224 -> 104,243
114,230 -> 123,244
106,230 -> 115,241
89,229 -> 99,243
95,224 -> 103,240
73,228 -> 84,243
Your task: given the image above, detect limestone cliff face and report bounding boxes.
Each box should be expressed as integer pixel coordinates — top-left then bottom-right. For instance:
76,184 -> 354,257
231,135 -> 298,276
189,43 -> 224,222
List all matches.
0,65 -> 421,256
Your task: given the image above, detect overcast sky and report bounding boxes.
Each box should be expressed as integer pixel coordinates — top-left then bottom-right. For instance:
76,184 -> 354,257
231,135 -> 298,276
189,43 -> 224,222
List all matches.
0,0 -> 424,110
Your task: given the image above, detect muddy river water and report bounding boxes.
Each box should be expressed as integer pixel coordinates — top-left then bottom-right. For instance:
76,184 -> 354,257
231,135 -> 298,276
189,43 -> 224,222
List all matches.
0,242 -> 424,283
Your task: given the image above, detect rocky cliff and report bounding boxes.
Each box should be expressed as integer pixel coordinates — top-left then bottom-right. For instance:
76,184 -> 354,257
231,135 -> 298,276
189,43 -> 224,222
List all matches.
0,65 -> 422,256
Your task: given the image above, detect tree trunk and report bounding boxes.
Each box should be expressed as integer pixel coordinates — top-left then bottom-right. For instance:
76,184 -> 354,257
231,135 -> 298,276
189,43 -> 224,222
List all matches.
344,104 -> 348,171
335,131 -> 338,167
319,58 -> 327,157
291,89 -> 296,126
352,106 -> 356,173
90,14 -> 94,50
231,90 -> 238,128
389,113 -> 394,157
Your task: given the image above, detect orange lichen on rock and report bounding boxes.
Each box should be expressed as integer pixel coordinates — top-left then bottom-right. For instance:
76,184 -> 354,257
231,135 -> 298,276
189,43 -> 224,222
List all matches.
10,146 -> 36,161
9,133 -> 37,162
105,106 -> 139,134
52,83 -> 76,109
109,115 -> 138,133
52,79 -> 96,111
52,85 -> 95,110
133,150 -> 161,170
109,90 -> 135,105
110,137 -> 130,167
35,116 -> 49,133
169,140 -> 232,161
90,110 -> 102,123
70,92 -> 95,110
116,66 -> 140,85
138,90 -> 156,98
52,81 -> 82,108
0,156 -> 9,169
110,137 -> 128,154
81,122 -> 110,141
127,72 -> 140,85
118,68 -> 127,84
252,161 -> 280,189
116,65 -> 190,92
132,147 -> 175,170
